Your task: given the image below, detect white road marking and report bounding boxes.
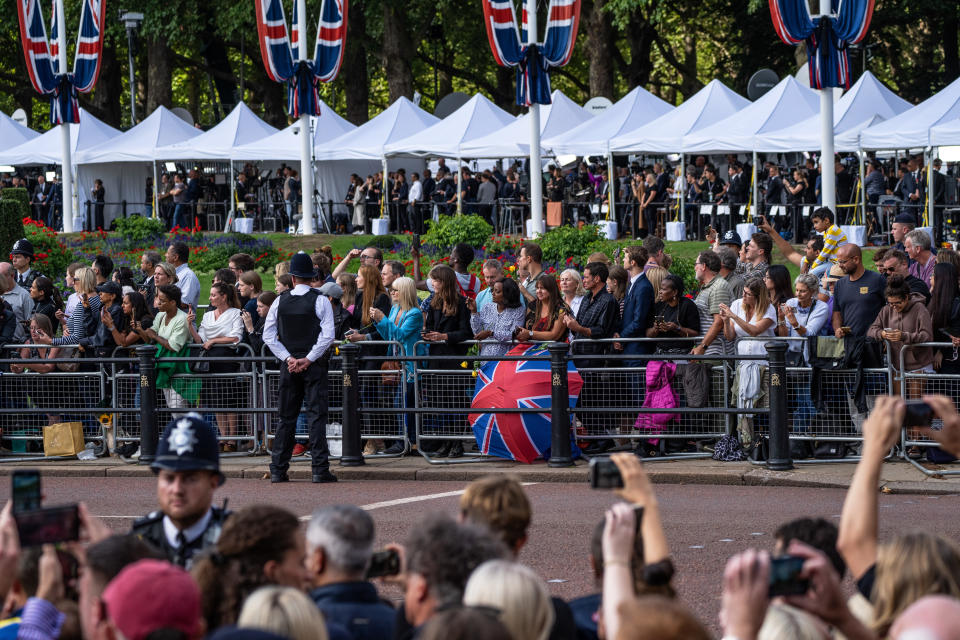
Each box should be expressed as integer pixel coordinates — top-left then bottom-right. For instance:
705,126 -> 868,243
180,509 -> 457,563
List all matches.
719,538 -> 734,542
750,532 -> 764,536
689,545 -> 705,549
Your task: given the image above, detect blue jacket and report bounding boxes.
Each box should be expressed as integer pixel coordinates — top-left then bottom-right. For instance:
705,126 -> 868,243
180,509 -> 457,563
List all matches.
310,581 -> 396,640
620,273 -> 654,355
375,306 -> 423,381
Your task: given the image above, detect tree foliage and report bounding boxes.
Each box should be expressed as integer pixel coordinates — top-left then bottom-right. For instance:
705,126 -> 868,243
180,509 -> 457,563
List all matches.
0,0 -> 953,132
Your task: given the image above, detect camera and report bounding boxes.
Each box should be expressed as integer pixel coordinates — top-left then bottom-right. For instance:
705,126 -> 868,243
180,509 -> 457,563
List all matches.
768,555 -> 809,597
12,470 -> 80,547
589,457 -> 624,489
365,549 -> 401,579
903,400 -> 933,427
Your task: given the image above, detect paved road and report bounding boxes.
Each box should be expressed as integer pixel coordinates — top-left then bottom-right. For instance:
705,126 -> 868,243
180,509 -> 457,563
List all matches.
38,476 -> 960,634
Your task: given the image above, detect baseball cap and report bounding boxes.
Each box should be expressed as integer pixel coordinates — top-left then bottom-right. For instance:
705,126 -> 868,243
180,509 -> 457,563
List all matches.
96,281 -> 122,297
893,213 -> 917,225
720,230 -> 742,246
318,282 -> 343,299
102,559 -> 202,640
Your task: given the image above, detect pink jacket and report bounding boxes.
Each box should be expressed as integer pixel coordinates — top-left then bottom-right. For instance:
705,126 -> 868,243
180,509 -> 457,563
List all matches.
635,361 -> 680,435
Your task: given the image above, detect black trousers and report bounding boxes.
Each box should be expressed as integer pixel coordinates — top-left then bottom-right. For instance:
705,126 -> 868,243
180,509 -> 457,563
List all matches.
271,358 -> 330,475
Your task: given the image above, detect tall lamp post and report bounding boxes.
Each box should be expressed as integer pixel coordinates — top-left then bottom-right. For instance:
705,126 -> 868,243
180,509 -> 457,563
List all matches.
120,12 -> 144,126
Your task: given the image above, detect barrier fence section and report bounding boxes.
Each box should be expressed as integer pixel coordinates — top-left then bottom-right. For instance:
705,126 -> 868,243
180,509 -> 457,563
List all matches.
900,342 -> 960,476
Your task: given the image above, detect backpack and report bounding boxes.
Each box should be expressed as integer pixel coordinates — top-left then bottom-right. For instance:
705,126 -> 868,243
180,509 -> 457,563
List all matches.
712,435 -> 746,461
456,274 -> 480,300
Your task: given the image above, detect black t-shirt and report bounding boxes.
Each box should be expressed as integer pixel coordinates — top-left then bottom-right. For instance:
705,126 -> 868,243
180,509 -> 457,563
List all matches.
649,298 -> 700,352
834,270 -> 886,337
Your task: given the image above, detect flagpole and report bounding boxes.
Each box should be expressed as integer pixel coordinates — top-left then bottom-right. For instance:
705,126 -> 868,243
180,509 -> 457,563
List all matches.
297,0 -> 315,236
818,0 -> 836,215
527,0 -> 542,237
57,0 -> 74,233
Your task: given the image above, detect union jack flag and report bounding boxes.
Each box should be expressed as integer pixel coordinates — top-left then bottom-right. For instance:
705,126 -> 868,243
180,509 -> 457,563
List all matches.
468,343 -> 582,464
16,0 -> 104,124
482,0 -> 580,106
255,0 -> 348,117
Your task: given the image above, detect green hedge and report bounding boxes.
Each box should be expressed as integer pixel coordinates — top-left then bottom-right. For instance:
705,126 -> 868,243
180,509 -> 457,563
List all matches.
0,195 -> 27,258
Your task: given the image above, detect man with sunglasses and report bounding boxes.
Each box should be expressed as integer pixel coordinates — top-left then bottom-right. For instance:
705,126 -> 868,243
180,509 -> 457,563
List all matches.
332,246 -> 383,280
879,249 -> 930,304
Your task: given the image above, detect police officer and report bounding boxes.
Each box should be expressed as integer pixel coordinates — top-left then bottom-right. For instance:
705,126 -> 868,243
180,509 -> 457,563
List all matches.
10,239 -> 42,289
131,413 -> 230,568
264,251 -> 337,484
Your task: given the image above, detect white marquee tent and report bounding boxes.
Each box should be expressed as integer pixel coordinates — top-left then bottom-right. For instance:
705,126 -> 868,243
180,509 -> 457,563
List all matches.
383,93 -> 515,158
459,90 -> 593,158
545,86 -> 673,155
0,108 -> 120,165
682,76 -> 819,153
756,71 -> 912,152
0,112 -> 39,153
74,106 -> 202,226
610,79 -> 750,154
859,75 -> 960,149
930,117 -> 960,146
155,102 -> 278,160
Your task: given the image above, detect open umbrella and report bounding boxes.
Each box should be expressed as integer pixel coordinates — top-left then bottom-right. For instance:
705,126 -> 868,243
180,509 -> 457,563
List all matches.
469,342 -> 583,463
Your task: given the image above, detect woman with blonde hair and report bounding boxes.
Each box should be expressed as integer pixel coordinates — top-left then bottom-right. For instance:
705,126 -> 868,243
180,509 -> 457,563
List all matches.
559,268 -> 586,316
463,560 -> 554,640
237,586 -> 329,640
48,266 -> 101,349
644,266 -> 669,302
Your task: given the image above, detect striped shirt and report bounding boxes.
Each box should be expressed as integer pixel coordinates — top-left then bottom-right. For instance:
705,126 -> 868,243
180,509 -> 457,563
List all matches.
811,224 -> 848,269
52,294 -> 102,346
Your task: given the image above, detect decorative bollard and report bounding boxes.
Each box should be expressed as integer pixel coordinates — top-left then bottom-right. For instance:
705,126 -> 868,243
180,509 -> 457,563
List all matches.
548,342 -> 574,468
338,343 -> 364,467
137,345 -> 158,465
765,341 -> 793,471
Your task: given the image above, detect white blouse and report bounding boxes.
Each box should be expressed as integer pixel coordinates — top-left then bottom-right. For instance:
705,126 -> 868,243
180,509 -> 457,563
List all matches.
198,307 -> 243,342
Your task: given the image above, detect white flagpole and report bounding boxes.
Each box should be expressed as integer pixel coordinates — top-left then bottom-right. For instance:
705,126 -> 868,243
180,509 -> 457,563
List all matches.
297,0 -> 315,235
527,0 -> 543,237
818,0 -> 836,215
57,0 -> 74,233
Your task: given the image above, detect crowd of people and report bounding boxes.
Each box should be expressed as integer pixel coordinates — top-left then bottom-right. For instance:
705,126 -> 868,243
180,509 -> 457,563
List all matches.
2,403 -> 960,640
1,200 -> 959,461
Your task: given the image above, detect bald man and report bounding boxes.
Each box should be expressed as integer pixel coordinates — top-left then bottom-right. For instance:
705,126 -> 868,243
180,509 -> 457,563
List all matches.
831,244 -> 885,340
889,595 -> 960,639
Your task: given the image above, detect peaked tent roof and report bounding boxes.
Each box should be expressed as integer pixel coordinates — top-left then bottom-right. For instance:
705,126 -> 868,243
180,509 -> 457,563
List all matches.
860,75 -> 960,149
929,117 -> 960,146
232,99 -> 356,160
682,76 -> 819,153
314,96 -> 440,161
544,86 -> 673,155
155,102 -> 278,160
384,94 -> 516,158
610,80 -> 750,153
76,106 -> 201,163
0,112 -> 40,152
459,91 -> 594,158
0,108 -> 121,165
756,71 -> 912,152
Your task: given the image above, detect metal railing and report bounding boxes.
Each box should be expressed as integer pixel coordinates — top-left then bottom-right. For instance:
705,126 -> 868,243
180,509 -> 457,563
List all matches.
899,342 -> 960,476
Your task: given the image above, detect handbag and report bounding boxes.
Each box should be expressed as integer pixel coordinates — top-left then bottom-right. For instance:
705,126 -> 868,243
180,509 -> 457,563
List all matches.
682,361 -> 712,408
56,346 -> 80,372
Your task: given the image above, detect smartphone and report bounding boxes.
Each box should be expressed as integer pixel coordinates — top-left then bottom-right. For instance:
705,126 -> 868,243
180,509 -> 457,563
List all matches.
589,457 -> 624,489
655,315 -> 665,325
365,549 -> 400,579
903,400 -> 934,428
841,326 -> 851,335
768,555 -> 809,597
15,504 -> 80,547
12,470 -> 41,513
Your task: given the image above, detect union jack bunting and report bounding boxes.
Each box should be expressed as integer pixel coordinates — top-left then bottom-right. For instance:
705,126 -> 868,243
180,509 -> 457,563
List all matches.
16,0 -> 105,124
769,0 -> 874,89
255,0 -> 348,117
482,0 -> 580,106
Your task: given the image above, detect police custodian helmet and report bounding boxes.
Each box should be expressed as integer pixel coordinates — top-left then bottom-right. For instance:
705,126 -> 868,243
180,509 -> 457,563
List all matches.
151,413 -> 225,485
11,238 -> 34,259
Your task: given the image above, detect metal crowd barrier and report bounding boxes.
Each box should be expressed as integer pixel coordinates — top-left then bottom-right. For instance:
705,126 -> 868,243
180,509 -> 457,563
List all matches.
900,342 -> 960,476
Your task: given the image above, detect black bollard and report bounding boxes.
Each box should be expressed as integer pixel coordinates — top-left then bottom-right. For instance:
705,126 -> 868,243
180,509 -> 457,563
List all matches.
765,341 -> 793,471
338,343 -> 365,467
137,345 -> 158,465
548,342 -> 574,468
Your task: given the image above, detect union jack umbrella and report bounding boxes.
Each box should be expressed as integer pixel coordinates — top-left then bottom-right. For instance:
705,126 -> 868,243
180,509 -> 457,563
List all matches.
255,0 -> 348,117
468,342 -> 583,464
769,0 -> 874,89
482,0 -> 580,106
16,0 -> 105,124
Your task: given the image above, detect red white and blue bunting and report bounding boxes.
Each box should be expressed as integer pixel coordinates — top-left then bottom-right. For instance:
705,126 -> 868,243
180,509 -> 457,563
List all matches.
255,0 -> 348,117
16,0 -> 105,124
769,0 -> 874,89
482,0 -> 581,106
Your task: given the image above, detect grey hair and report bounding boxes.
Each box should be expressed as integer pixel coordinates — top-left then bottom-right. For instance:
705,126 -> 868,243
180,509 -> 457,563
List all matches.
482,258 -> 504,272
305,505 -> 375,575
716,246 -> 738,272
794,273 -> 819,291
905,229 -> 932,251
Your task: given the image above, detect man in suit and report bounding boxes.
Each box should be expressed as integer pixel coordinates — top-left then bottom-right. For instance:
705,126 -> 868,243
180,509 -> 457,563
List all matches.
31,175 -> 51,227
619,245 -> 655,364
899,159 -> 920,219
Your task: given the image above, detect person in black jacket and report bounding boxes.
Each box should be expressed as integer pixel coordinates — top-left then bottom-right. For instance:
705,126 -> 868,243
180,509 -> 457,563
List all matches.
422,264 -> 472,458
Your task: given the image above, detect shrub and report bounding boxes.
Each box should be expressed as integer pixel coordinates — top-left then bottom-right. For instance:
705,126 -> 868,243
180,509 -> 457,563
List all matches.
22,218 -> 75,280
2,187 -> 30,209
114,215 -> 165,245
423,214 -> 493,251
535,224 -> 605,265
669,255 -> 699,295
0,200 -> 26,260
186,233 -> 291,273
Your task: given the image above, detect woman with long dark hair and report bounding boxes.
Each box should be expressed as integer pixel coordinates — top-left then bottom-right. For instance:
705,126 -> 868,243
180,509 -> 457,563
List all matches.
764,264 -> 793,330
422,264 -> 472,458
927,262 -> 960,374
29,276 -> 62,335
515,274 -> 569,343
104,290 -> 154,349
